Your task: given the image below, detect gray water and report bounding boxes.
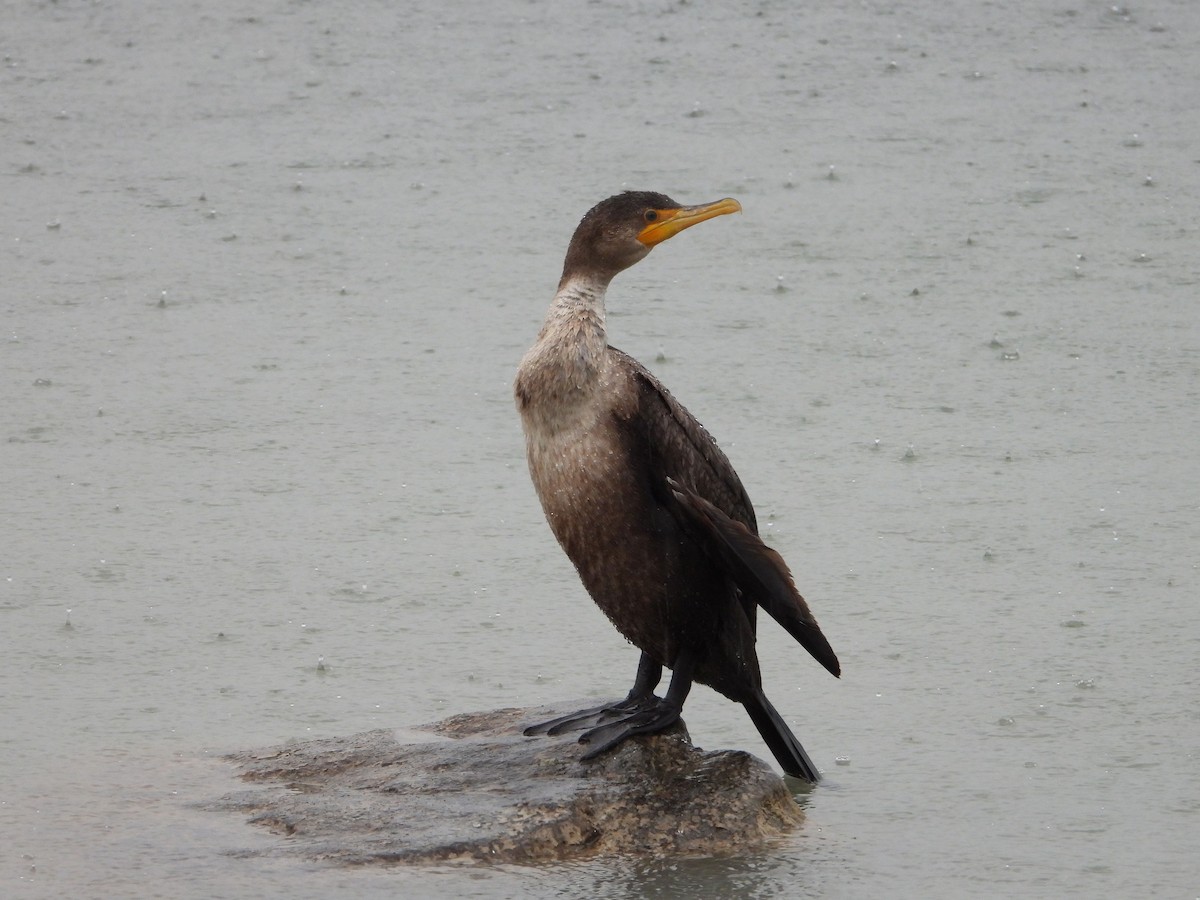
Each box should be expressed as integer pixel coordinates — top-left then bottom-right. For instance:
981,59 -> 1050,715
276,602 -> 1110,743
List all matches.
3,1 -> 1198,896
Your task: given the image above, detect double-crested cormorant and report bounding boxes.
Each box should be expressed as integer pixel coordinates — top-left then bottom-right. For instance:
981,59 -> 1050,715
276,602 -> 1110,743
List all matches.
514,191 -> 840,782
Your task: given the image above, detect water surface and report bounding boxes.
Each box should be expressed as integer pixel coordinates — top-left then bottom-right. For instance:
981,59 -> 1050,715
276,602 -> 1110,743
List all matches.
3,1 -> 1198,896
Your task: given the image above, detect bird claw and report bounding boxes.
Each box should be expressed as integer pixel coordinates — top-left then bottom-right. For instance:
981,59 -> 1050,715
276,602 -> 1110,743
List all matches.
522,697 -> 642,737
577,696 -> 683,760
523,694 -> 682,759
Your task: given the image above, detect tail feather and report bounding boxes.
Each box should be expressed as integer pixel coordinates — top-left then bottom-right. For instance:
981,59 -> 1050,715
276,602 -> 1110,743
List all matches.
743,689 -> 821,782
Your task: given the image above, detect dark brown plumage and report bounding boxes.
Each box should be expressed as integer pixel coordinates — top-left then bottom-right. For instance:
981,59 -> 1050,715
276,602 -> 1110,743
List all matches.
515,191 -> 839,781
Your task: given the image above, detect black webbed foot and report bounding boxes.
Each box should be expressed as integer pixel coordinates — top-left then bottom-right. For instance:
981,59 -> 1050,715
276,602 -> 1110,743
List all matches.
577,695 -> 683,760
524,652 -> 667,739
522,697 -> 642,737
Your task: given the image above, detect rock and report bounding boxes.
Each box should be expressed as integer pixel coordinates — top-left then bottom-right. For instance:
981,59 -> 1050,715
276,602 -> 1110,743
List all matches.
210,701 -> 806,864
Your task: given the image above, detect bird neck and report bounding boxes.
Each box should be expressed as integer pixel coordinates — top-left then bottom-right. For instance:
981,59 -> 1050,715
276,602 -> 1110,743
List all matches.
515,274 -> 612,419
537,273 -> 610,377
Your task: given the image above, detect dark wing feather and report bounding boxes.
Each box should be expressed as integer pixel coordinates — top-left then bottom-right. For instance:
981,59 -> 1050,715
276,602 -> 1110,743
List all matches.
668,480 -> 840,677
611,347 -> 839,678
610,348 -> 756,529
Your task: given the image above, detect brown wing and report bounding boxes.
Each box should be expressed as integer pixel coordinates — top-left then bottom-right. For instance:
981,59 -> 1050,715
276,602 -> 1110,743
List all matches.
611,347 -> 840,678
667,481 -> 840,677
609,347 -> 757,530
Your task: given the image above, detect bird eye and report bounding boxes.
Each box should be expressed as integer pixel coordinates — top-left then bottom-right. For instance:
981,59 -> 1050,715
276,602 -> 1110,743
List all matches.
644,210 -> 658,222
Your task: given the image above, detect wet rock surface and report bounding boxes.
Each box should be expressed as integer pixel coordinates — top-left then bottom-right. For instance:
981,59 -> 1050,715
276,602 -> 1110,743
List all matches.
212,701 -> 805,865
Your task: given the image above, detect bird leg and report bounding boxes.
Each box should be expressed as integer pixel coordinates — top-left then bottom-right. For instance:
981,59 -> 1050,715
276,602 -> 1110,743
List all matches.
576,651 -> 696,760
523,652 -> 663,737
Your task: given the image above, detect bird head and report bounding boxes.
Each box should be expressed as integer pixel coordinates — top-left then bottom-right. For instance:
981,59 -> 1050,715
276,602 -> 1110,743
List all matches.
560,191 -> 741,286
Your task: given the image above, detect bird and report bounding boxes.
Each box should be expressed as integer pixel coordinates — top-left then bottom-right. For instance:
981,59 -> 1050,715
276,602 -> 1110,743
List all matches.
514,191 -> 840,782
